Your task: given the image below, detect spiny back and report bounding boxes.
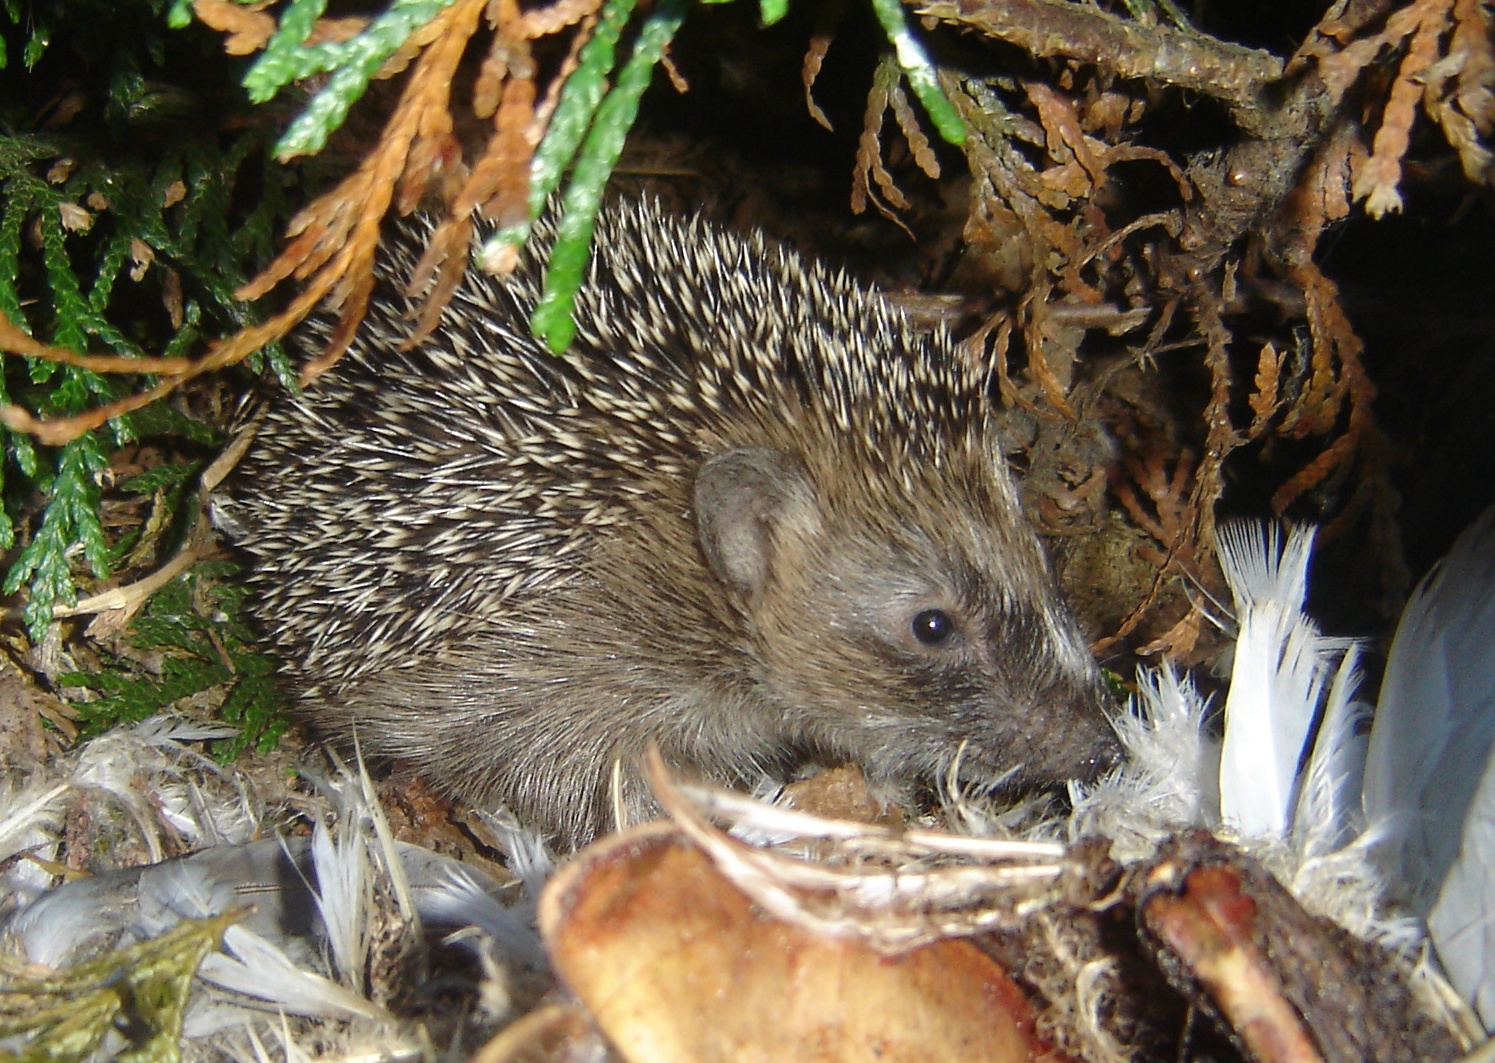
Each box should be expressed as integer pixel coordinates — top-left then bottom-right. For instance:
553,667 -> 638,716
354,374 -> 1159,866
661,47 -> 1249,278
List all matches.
219,198 -> 1117,845
232,201 -> 999,690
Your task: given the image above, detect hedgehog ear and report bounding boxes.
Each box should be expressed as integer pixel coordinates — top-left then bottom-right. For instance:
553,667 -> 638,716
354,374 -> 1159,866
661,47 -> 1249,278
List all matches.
695,447 -> 821,602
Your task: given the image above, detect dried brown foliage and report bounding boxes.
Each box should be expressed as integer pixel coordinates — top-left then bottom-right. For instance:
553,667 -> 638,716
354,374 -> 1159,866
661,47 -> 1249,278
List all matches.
1,0 -> 605,443
800,0 -> 845,132
852,56 -> 920,229
228,0 -> 583,381
892,0 -> 1495,648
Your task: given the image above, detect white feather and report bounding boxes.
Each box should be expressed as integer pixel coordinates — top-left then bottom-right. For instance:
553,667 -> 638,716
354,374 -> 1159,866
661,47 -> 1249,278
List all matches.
4,871 -> 141,968
1363,507 -> 1495,909
310,810 -> 371,994
1,748 -> 551,1060
1427,747 -> 1495,1031
471,808 -> 555,901
1068,665 -> 1218,861
1291,643 -> 1369,858
200,926 -> 390,1022
1115,665 -> 1219,813
400,848 -> 546,970
1216,522 -> 1356,840
6,839 -> 326,969
0,782 -> 69,900
1361,505 -> 1495,1029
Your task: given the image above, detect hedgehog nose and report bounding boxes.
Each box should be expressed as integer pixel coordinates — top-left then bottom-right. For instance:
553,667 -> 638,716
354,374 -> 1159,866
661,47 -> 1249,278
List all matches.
1080,727 -> 1124,779
1050,677 -> 1125,781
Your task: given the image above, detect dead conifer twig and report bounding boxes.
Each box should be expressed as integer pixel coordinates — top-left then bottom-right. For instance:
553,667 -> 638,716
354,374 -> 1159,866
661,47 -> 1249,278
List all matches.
0,315 -> 192,375
919,0 -> 1282,120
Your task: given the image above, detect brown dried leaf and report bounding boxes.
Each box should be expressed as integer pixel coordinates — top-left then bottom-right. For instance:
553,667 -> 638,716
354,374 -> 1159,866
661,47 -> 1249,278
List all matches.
402,214 -> 474,349
396,126 -> 461,215
1272,430 -> 1357,516
1313,0 -> 1445,102
659,51 -> 688,94
4,253 -> 359,442
1315,134 -> 1354,225
1424,0 -> 1495,183
162,266 -> 184,329
1035,161 -> 1091,206
305,16 -> 368,45
888,82 -> 940,180
1449,0 -> 1495,136
1136,607 -> 1202,659
45,158 -> 76,184
58,203 -> 92,232
1116,448 -> 1194,552
1247,341 -> 1283,437
1284,267 -> 1351,437
128,238 -> 153,282
541,824 -> 1073,1063
306,268 -> 377,380
396,11 -> 483,215
1024,81 -> 1106,189
982,316 -> 1040,415
1187,298 -> 1237,561
0,654 -> 73,763
230,0 -> 487,384
1270,262 -> 1379,518
466,74 -> 538,227
1023,334 -> 1079,418
238,195 -> 354,300
851,57 -> 913,231
473,35 -> 513,119
1355,6 -> 1449,217
192,0 -> 275,55
801,0 -> 845,133
0,313 -> 189,375
514,0 -> 605,40
1080,89 -> 1133,139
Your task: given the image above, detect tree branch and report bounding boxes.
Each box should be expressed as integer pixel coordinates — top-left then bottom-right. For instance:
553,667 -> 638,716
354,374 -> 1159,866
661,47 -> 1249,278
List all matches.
918,0 -> 1283,124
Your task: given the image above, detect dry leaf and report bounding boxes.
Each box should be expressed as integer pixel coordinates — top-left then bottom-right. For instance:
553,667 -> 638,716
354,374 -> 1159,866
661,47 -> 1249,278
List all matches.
191,0 -> 276,54
162,266 -> 184,329
800,0 -> 844,133
779,764 -> 901,827
129,238 -> 154,282
58,203 -> 92,232
541,824 -> 1072,1063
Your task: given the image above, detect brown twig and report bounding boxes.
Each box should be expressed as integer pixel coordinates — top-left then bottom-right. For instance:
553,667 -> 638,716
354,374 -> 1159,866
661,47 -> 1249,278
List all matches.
851,56 -> 915,229
919,0 -> 1282,122
801,0 -> 845,133
0,316 -> 192,375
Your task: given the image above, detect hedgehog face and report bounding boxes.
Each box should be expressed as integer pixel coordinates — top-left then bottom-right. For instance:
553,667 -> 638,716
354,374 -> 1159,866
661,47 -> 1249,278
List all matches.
760,521 -> 1119,793
693,444 -> 1119,793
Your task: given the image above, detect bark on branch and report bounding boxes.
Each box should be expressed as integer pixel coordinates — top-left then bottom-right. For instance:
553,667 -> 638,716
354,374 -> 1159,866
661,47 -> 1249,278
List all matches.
918,0 -> 1284,125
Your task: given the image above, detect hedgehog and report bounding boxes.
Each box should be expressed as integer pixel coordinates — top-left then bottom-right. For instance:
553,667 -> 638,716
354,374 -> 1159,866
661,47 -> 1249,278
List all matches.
214,197 -> 1120,847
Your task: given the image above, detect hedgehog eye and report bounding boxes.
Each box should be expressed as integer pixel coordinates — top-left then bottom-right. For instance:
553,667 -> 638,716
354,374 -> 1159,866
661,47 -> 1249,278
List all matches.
911,608 -> 955,647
